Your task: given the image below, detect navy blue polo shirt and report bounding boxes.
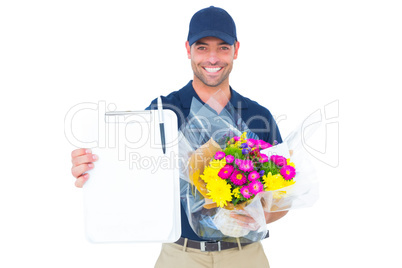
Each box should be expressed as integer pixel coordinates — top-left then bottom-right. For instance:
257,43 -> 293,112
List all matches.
146,80 -> 282,241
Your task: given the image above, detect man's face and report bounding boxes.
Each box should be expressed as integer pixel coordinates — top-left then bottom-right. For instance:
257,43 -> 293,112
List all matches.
186,36 -> 239,88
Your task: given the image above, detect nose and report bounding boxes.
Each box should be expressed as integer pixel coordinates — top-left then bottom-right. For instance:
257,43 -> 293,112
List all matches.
207,51 -> 219,65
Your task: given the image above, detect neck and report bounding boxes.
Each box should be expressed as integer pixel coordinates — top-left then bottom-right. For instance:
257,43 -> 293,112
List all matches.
192,79 -> 231,113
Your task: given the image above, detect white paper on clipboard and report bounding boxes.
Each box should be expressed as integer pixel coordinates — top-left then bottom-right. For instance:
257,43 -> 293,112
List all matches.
77,108 -> 181,243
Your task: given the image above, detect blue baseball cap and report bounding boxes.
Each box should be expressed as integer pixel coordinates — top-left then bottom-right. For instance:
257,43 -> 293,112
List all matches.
187,6 -> 237,46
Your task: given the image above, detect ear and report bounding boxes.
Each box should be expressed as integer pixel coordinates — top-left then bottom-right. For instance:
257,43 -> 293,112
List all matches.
185,41 -> 191,59
233,41 -> 240,60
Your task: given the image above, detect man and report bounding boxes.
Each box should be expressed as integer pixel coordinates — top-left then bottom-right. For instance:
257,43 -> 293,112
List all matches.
71,6 -> 287,267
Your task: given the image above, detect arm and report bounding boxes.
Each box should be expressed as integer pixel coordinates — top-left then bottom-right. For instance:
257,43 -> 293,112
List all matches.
265,210 -> 288,224
230,210 -> 289,231
71,148 -> 98,188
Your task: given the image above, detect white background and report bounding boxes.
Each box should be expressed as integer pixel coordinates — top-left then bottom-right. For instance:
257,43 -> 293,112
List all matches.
1,0 -> 401,267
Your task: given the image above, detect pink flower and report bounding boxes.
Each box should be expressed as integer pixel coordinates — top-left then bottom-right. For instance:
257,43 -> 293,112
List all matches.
256,140 -> 272,149
225,155 -> 235,164
240,186 -> 252,199
218,165 -> 234,179
239,159 -> 254,172
214,151 -> 226,160
235,158 -> 243,167
270,155 -> 287,167
259,154 -> 269,163
246,139 -> 256,148
248,171 -> 260,181
249,180 -> 264,195
230,170 -> 247,186
280,165 -> 296,180
233,136 -> 240,141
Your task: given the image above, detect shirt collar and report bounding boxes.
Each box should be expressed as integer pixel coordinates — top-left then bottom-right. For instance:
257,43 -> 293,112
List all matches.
179,80 -> 249,109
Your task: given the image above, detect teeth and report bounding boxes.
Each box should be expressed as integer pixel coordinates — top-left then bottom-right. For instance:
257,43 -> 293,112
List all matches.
204,67 -> 222,73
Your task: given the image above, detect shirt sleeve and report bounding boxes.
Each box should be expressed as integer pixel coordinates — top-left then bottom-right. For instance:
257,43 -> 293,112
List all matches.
144,98 -> 157,111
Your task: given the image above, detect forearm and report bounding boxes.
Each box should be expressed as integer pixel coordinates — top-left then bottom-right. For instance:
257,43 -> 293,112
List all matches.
230,209 -> 289,229
265,210 -> 288,224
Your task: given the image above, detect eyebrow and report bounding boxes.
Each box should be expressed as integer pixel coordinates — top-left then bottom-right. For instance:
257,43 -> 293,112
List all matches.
194,41 -> 230,46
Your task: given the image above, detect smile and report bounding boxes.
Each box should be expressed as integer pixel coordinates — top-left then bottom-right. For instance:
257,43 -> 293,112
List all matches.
203,67 -> 222,73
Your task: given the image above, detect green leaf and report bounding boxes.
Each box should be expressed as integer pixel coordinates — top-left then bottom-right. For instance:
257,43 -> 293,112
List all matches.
224,147 -> 245,160
233,198 -> 240,206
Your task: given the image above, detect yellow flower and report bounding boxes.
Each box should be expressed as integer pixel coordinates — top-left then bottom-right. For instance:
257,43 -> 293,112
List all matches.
287,158 -> 295,168
232,187 -> 241,199
240,132 -> 247,140
263,172 -> 295,191
200,159 -> 226,183
200,166 -> 216,183
210,158 -> 226,170
263,172 -> 295,199
206,179 -> 232,208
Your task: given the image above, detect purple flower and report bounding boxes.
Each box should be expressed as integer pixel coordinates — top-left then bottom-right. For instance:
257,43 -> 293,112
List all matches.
218,165 -> 234,179
242,148 -> 250,155
214,151 -> 226,160
239,159 -> 254,172
240,143 -> 248,148
259,170 -> 265,176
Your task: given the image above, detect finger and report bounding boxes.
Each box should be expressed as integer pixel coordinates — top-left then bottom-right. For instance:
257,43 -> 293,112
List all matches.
71,148 -> 92,158
230,212 -> 254,224
75,173 -> 89,188
230,214 -> 255,229
71,163 -> 94,178
72,153 -> 98,167
230,213 -> 260,231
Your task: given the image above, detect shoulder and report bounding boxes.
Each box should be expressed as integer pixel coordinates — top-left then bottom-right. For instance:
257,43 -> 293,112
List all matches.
146,90 -> 184,118
233,89 -> 275,119
145,85 -> 190,128
146,90 -> 181,109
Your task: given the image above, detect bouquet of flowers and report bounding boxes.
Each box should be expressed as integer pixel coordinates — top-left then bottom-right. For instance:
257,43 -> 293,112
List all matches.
197,132 -> 296,210
178,94 -> 319,242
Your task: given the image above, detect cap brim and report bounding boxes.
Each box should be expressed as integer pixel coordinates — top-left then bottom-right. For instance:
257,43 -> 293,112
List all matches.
188,30 -> 236,46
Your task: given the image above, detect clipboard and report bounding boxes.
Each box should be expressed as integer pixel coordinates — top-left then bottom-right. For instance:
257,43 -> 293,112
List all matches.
78,108 -> 181,243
